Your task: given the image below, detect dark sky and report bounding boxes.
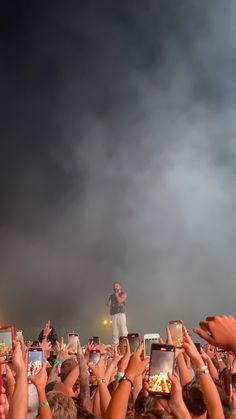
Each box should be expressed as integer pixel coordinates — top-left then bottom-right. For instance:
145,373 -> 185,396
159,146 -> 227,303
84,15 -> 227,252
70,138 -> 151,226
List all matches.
1,0 -> 236,342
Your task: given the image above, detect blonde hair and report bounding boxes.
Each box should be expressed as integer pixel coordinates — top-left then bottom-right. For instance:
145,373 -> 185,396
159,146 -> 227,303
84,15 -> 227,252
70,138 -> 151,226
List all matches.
47,391 -> 77,419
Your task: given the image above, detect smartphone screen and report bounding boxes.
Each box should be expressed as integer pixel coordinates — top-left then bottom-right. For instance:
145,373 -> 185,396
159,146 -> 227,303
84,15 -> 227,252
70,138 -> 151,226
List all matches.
168,320 -> 183,348
148,343 -> 175,398
144,334 -> 160,357
0,326 -> 14,363
27,348 -> 43,376
119,336 -> 127,355
128,333 -> 140,353
16,330 -> 23,340
89,350 -> 100,364
68,333 -> 79,355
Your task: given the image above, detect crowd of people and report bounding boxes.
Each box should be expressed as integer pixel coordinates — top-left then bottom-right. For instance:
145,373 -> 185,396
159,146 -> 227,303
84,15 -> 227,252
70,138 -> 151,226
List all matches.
1,314 -> 236,418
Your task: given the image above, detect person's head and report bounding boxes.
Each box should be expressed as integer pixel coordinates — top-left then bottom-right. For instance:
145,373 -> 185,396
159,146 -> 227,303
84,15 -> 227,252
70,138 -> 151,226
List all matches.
113,282 -> 121,293
47,391 -> 77,419
76,406 -> 96,418
182,380 -> 206,416
60,358 -> 78,383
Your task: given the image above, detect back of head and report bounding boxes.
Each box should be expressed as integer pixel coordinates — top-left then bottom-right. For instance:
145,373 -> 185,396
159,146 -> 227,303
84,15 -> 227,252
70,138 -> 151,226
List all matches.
182,380 -> 206,416
77,406 -> 96,419
47,391 -> 77,419
60,358 -> 78,382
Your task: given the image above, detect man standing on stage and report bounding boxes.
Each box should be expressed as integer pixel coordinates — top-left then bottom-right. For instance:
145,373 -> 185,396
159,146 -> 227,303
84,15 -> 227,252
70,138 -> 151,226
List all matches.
107,282 -> 128,346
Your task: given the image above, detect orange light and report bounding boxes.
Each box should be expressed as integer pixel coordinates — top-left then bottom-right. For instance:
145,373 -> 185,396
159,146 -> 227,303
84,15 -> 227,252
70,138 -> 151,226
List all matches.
160,348 -> 167,351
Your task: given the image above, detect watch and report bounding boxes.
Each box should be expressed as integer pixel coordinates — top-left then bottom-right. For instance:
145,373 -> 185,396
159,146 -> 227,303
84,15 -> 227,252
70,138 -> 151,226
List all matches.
195,365 -> 209,377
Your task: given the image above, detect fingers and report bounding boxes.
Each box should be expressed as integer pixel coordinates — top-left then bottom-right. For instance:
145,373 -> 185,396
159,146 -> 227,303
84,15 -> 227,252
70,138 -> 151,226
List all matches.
192,327 -> 213,344
199,320 -> 211,332
166,326 -> 173,345
135,341 -> 144,357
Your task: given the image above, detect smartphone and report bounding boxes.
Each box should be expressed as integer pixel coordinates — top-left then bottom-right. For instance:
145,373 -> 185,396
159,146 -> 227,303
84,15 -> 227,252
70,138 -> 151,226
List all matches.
27,347 -> 43,376
194,342 -> 202,354
92,336 -> 100,345
144,334 -> 160,357
68,333 -> 79,355
148,343 -> 175,398
119,336 -> 128,355
0,326 -> 14,363
16,330 -> 23,340
89,350 -> 100,364
168,320 -> 183,348
127,333 -> 140,353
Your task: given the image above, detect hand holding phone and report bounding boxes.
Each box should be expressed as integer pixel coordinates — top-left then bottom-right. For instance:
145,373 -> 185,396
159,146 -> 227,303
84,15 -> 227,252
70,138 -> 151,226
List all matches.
148,343 -> 175,398
68,333 -> 79,355
127,333 -> 140,353
168,321 -> 184,348
27,348 -> 43,376
0,326 -> 14,363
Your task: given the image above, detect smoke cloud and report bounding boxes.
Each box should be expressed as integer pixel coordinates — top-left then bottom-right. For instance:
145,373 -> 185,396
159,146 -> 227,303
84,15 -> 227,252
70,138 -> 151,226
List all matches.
1,0 -> 236,341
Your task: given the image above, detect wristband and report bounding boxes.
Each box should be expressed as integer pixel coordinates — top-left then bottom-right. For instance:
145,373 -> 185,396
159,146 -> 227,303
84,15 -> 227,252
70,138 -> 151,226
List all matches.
53,359 -> 60,367
39,401 -> 49,407
97,378 -> 106,385
114,372 -> 125,381
195,365 -> 209,377
120,376 -> 134,390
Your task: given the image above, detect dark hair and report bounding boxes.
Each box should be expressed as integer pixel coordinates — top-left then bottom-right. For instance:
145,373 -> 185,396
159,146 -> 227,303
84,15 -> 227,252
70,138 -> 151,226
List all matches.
60,358 -> 78,382
182,380 -> 206,416
38,325 -> 58,343
77,406 -> 96,419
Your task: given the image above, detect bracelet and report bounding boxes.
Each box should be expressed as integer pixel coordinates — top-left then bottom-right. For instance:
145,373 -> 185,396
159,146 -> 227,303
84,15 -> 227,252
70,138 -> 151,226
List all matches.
114,372 -> 125,381
39,401 -> 49,407
53,359 -> 60,367
195,365 -> 209,377
120,376 -> 134,390
42,336 -> 47,340
97,378 -> 106,385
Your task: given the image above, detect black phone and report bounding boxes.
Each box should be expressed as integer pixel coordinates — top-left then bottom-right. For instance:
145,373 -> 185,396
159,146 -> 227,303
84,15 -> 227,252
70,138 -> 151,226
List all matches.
194,343 -> 201,353
27,348 -> 43,376
92,336 -> 100,345
148,343 -> 175,398
127,333 -> 140,353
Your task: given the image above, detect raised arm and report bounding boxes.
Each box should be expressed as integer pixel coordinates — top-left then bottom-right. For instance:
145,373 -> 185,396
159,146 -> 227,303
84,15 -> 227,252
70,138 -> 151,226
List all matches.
184,327 -> 224,419
193,315 -> 236,354
77,341 -> 92,413
7,342 -> 28,419
105,342 -> 148,419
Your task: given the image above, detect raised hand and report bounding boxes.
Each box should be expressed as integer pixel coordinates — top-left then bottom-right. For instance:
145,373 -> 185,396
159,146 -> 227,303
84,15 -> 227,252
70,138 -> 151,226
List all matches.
89,356 -> 107,381
182,326 -> 203,366
28,362 -> 48,390
43,320 -> 52,339
118,338 -> 131,373
125,342 -> 149,382
193,315 -> 236,353
159,373 -> 191,419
